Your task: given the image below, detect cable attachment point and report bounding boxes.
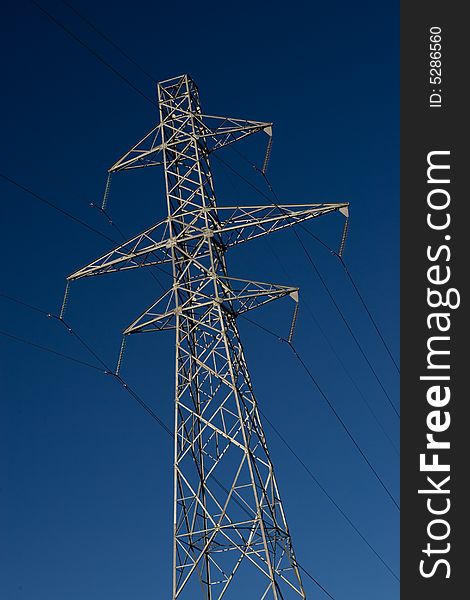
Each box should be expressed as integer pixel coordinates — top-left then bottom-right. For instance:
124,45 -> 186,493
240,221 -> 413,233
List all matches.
338,217 -> 349,258
59,281 -> 71,320
261,131 -> 273,175
101,172 -> 113,211
115,335 -> 127,376
287,291 -> 300,344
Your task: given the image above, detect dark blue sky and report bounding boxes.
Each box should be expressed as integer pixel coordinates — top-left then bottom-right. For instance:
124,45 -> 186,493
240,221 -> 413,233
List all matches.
1,1 -> 399,599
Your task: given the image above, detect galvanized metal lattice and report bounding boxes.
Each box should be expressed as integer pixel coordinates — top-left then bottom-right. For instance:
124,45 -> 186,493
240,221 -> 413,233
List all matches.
69,74 -> 348,599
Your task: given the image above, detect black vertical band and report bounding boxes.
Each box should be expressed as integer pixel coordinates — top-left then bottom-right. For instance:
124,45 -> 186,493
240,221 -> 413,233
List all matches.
401,3 -> 467,598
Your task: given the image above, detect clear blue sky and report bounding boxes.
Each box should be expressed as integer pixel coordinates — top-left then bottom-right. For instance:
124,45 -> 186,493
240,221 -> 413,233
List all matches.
0,1 -> 399,599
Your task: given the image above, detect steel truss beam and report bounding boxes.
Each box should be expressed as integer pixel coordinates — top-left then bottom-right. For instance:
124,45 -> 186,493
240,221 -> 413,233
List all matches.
69,73 -> 348,599
68,203 -> 347,281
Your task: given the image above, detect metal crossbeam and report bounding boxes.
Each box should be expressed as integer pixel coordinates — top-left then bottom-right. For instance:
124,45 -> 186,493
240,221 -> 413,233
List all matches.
68,204 -> 347,281
69,74 -> 348,599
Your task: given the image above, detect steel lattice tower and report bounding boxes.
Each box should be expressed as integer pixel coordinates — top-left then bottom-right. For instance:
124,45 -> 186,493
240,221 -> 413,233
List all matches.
68,75 -> 348,599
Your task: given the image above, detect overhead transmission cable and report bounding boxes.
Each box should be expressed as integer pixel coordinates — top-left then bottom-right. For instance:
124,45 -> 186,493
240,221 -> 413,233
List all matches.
4,15 -> 399,507
2,165 -> 398,561
90,200 -> 169,291
1,292 -> 398,583
60,0 -> 158,83
229,143 -> 400,374
31,0 -> 400,382
238,314 -> 399,511
0,329 -> 103,372
214,151 -> 399,456
2,286 -> 399,514
291,228 -> 400,418
0,171 -> 171,288
2,88 -> 401,523
2,166 -> 399,507
14,6 -> 400,589
0,293 -> 341,599
29,0 -> 157,107
294,221 -> 400,374
244,357 -> 399,578
15,0 -> 401,516
262,171 -> 400,417
32,0 -> 399,393
0,173 -> 117,244
262,238 -> 399,456
211,151 -> 400,418
24,2 -> 401,421
211,154 -> 401,500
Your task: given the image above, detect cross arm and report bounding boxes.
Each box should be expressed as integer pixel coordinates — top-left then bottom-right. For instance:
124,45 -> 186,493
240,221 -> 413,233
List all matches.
109,124 -> 163,172
194,114 -> 272,152
67,203 -> 348,281
108,114 -> 271,173
67,217 -> 172,280
124,277 -> 298,335
217,202 -> 349,247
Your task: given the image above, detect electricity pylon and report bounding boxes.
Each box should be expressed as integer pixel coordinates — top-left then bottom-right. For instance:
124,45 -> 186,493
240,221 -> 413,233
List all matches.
68,74 -> 348,599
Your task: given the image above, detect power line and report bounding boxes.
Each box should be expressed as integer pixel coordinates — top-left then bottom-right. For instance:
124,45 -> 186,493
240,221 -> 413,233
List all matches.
228,143 -> 400,374
0,292 -> 51,317
6,306 -> 339,598
258,169 -> 400,417
212,152 -> 399,418
0,302 -> 172,438
237,299 -> 401,510
286,219 -> 400,374
287,340 -> 399,510
292,230 -> 400,418
338,256 -> 400,373
29,0 -> 157,107
240,315 -> 399,511
301,297 -> 399,455
90,202 -> 170,291
257,401 -> 399,581
1,323 -> 337,598
43,178 -> 398,552
32,0 -> 399,391
61,0 -> 157,83
1,292 -> 397,586
57,312 -> 174,436
3,289 -> 398,510
90,202 -> 129,240
298,565 -> 337,600
1,170 -> 171,289
0,329 -> 104,372
1,83 -> 399,579
14,12 -> 397,592
0,173 -> 117,244
31,0 -> 399,413
263,238 -> 399,456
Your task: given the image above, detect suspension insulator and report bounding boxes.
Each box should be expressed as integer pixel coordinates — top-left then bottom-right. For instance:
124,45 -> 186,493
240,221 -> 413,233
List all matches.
288,300 -> 300,344
115,335 -> 127,376
101,172 -> 113,211
261,135 -> 273,175
59,281 -> 71,320
338,217 -> 349,257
